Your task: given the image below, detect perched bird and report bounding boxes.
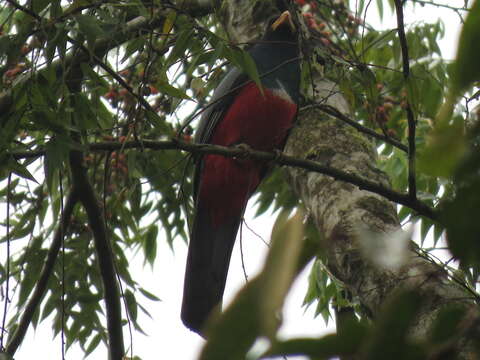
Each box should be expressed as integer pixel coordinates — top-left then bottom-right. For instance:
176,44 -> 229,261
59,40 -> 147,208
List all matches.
182,10 -> 301,335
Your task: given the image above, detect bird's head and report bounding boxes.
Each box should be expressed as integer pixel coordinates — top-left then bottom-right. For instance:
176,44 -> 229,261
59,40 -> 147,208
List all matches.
264,10 -> 297,42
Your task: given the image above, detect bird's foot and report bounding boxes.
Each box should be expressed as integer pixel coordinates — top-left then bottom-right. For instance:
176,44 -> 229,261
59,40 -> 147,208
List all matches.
272,149 -> 284,161
233,143 -> 253,159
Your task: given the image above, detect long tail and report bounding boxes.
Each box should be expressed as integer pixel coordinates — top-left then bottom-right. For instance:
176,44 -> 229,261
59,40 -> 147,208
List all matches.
181,203 -> 242,335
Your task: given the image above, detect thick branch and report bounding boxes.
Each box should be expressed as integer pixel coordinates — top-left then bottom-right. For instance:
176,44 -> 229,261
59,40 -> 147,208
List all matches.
9,138 -> 437,220
65,53 -> 124,358
69,150 -> 125,360
5,191 -> 79,356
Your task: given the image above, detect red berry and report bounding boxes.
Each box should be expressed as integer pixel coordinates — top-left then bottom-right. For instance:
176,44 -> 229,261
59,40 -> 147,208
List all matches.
383,102 -> 394,111
104,89 -> 118,100
387,129 -> 397,137
320,38 -> 331,46
119,69 -> 130,77
21,45 -> 31,55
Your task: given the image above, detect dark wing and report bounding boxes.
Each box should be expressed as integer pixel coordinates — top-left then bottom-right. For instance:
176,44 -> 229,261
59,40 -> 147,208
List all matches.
193,67 -> 248,199
194,67 -> 245,144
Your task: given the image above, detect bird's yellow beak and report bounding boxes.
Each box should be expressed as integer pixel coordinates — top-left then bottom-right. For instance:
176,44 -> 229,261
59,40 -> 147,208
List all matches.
271,10 -> 296,32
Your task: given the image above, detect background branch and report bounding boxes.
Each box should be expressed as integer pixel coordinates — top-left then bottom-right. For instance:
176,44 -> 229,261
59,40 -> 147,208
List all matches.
5,191 -> 79,356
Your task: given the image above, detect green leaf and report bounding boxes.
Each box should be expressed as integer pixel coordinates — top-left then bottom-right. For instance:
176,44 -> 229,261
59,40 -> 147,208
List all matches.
32,0 -> 50,13
155,81 -> 191,100
0,352 -> 14,360
259,210 -> 304,339
377,0 -> 384,21
201,210 -> 305,359
418,119 -> 466,178
84,333 -> 102,356
224,46 -> 264,95
200,279 -> 261,360
7,158 -> 38,183
124,290 -> 138,321
41,293 -> 58,321
18,251 -> 46,306
74,93 -> 98,129
266,334 -> 359,358
428,305 -> 467,346
44,136 -> 71,194
363,290 -> 425,360
166,27 -> 194,67
450,0 -> 480,96
122,38 -> 145,62
266,317 -> 366,358
144,225 -> 158,266
75,14 -> 105,49
162,10 -> 176,35
139,288 -> 161,301
442,179 -> 480,267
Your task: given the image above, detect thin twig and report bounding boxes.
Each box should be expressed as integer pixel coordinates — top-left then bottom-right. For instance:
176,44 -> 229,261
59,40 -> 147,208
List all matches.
239,223 -> 249,282
409,0 -> 468,23
394,0 -> 417,199
0,173 -> 12,350
59,171 -> 66,360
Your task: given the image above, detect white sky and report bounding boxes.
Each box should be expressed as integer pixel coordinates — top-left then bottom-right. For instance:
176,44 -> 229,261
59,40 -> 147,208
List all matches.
3,1 -> 467,359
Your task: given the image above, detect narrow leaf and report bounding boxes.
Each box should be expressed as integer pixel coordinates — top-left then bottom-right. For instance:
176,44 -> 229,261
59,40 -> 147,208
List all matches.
259,209 -> 304,339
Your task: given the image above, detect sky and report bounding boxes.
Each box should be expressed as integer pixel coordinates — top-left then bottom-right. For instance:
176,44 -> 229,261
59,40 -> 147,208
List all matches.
2,1 -> 467,359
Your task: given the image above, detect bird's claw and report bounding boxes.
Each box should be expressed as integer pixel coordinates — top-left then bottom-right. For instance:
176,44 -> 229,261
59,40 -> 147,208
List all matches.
272,149 -> 283,161
234,143 -> 252,159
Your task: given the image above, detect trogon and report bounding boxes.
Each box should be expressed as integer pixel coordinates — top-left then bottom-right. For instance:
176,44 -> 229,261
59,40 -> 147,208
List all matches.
182,10 -> 301,335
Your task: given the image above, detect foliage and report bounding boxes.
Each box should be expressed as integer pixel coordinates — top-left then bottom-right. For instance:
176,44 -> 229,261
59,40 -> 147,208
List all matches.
0,0 -> 479,359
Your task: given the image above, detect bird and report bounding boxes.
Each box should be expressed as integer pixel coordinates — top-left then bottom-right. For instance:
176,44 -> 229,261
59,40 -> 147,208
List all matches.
181,10 -> 301,335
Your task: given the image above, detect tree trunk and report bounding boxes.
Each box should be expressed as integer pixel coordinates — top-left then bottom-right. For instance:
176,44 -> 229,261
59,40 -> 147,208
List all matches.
221,0 -> 478,357
284,77 -> 475,341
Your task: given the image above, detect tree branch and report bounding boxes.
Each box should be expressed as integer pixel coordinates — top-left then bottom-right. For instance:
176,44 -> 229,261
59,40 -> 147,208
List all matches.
9,138 -> 437,221
5,190 -> 79,357
65,48 -> 124,357
69,150 -> 125,360
394,0 -> 417,199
